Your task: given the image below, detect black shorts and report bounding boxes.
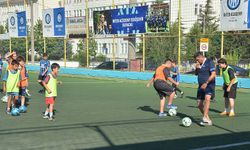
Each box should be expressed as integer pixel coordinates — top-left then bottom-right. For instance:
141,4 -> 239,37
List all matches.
38,75 -> 46,81
224,83 -> 237,99
153,79 -> 175,99
197,84 -> 215,100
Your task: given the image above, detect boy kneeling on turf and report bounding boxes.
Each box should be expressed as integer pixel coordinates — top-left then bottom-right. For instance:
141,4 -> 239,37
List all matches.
218,58 -> 238,117
42,63 -> 60,121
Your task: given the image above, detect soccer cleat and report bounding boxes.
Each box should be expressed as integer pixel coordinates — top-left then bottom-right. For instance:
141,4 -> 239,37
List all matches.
200,118 -> 212,126
220,111 -> 229,116
180,92 -> 184,98
42,115 -> 49,119
167,104 -> 178,109
158,112 -> 167,117
48,117 -> 55,121
6,110 -> 11,115
229,112 -> 235,117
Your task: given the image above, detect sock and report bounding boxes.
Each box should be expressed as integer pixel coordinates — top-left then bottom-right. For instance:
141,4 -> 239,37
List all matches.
225,108 -> 229,112
230,109 -> 234,113
7,107 -> 10,111
44,111 -> 49,116
49,112 -> 53,118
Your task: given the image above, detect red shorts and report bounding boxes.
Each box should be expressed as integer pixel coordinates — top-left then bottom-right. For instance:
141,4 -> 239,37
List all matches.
45,97 -> 56,105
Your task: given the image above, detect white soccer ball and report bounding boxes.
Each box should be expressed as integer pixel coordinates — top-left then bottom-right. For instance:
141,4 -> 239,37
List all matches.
1,95 -> 8,103
182,117 -> 192,127
168,109 -> 177,116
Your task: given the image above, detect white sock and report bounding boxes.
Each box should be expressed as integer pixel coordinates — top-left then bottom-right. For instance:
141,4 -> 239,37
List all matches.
230,109 -> 234,113
49,112 -> 53,118
44,111 -> 49,116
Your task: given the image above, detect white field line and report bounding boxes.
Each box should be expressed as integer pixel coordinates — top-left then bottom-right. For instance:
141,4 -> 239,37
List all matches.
190,141 -> 250,150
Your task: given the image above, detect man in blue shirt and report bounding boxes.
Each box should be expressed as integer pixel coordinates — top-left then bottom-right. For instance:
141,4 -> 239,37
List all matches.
194,52 -> 216,126
38,53 -> 50,94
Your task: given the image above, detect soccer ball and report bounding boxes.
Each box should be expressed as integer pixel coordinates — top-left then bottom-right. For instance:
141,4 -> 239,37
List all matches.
11,108 -> 20,116
1,95 -> 8,103
19,105 -> 27,113
182,117 -> 192,127
168,109 -> 177,116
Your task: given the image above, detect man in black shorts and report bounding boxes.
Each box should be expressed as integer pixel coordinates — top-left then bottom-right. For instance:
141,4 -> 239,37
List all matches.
194,52 -> 216,126
218,58 -> 238,117
147,59 -> 179,117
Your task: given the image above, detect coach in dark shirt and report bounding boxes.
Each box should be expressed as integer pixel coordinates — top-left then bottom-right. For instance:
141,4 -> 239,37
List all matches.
194,52 -> 216,126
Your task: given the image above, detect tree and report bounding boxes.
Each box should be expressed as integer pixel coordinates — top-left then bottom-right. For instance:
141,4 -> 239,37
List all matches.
75,33 -> 97,66
143,20 -> 183,67
184,0 -> 220,59
34,19 -> 73,60
184,22 -> 202,60
0,25 -> 5,34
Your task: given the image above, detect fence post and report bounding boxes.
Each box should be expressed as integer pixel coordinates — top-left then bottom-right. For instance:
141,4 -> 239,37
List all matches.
85,0 -> 89,67
178,0 -> 181,70
112,0 -> 116,70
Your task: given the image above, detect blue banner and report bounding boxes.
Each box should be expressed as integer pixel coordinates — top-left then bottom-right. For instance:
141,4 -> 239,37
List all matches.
111,6 -> 148,34
53,7 -> 65,36
17,11 -> 27,37
248,0 -> 250,29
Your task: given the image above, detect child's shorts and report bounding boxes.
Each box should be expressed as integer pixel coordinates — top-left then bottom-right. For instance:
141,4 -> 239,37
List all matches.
7,92 -> 19,97
19,87 -> 27,96
45,97 -> 56,105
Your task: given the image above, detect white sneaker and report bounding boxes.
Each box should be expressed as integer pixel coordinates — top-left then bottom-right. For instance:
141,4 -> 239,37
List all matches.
42,115 -> 49,119
200,118 -> 212,126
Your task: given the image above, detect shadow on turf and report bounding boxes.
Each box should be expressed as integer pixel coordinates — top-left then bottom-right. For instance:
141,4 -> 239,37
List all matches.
137,106 -> 159,115
81,131 -> 250,150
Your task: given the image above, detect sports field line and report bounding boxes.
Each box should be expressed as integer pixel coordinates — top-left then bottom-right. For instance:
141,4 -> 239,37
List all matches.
190,141 -> 250,150
26,81 -> 124,84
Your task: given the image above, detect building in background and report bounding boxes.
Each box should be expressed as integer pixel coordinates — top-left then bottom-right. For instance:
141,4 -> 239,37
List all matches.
0,0 -> 221,61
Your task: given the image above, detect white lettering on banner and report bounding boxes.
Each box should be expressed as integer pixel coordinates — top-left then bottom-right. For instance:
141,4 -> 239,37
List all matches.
122,23 -> 133,27
56,25 -> 63,28
220,0 -> 249,31
113,17 -> 144,24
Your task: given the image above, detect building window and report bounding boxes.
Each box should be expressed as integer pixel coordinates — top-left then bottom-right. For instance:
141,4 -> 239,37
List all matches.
80,10 -> 82,16
195,4 -> 198,15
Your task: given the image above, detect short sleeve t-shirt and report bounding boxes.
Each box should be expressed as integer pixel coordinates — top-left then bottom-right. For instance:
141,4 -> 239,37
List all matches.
197,58 -> 216,85
40,59 -> 50,76
0,59 -> 3,71
153,67 -> 171,80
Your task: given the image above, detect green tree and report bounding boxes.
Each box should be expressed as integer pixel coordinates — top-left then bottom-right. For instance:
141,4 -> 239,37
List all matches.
144,21 -> 182,67
0,25 -> 5,34
184,0 -> 220,59
184,22 -> 202,60
34,19 -> 73,60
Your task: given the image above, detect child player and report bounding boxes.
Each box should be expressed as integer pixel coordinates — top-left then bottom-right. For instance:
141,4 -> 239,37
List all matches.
42,63 -> 60,121
17,56 -> 29,106
147,59 -> 179,117
0,54 -> 3,91
2,60 -> 21,114
38,53 -> 50,94
171,60 -> 184,98
218,58 -> 238,117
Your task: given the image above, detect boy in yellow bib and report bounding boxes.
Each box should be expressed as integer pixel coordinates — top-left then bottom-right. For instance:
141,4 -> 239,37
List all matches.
218,58 -> 238,117
2,60 -> 21,114
42,63 -> 60,121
